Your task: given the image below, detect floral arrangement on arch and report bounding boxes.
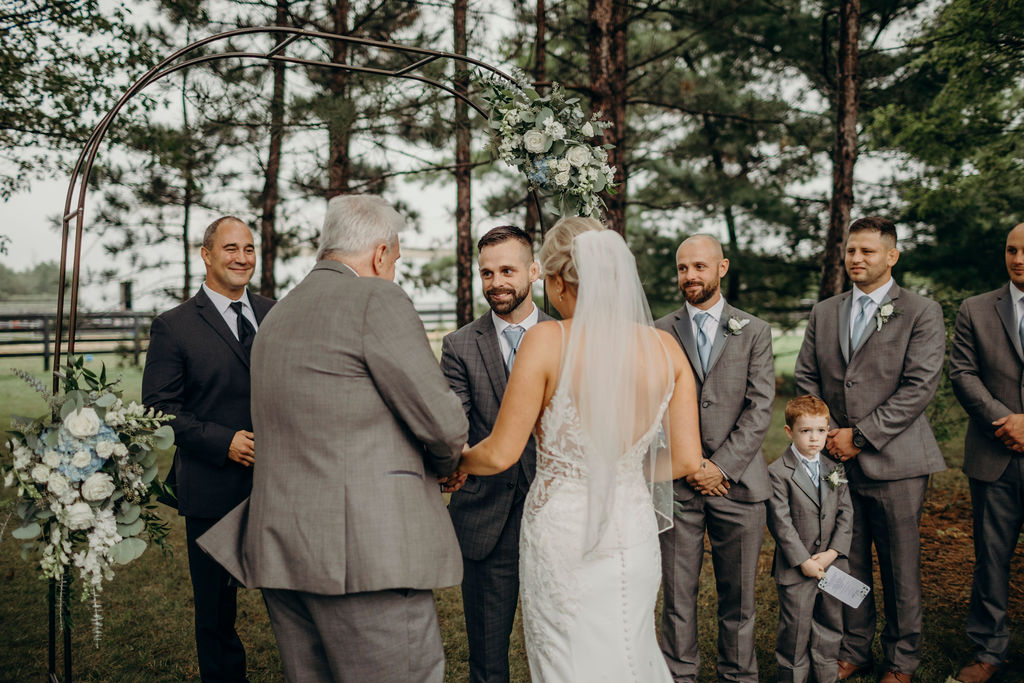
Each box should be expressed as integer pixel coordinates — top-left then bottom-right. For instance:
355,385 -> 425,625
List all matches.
1,356 -> 174,644
483,75 -> 617,218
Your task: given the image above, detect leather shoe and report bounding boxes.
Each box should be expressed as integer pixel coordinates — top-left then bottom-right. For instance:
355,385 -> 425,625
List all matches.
956,661 -> 999,683
838,660 -> 870,680
880,671 -> 912,683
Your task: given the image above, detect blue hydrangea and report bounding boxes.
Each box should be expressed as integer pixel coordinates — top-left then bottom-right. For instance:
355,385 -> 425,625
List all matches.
55,424 -> 119,482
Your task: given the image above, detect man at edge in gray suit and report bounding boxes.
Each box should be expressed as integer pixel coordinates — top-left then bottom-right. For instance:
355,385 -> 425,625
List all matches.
441,225 -> 550,683
948,222 -> 1024,683
199,194 -> 468,683
656,234 -> 775,682
795,216 -> 946,683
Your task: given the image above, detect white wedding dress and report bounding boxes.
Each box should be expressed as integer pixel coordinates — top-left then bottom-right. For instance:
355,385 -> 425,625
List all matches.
519,323 -> 674,683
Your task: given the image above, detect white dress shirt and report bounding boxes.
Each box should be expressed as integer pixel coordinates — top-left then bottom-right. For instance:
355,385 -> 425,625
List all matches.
492,303 -> 540,361
685,296 -> 726,343
1010,281 -> 1024,333
849,278 -> 895,332
202,283 -> 258,340
791,444 -> 822,487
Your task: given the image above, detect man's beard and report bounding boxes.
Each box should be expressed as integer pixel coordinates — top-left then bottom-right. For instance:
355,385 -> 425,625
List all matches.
680,278 -> 719,306
486,283 -> 532,315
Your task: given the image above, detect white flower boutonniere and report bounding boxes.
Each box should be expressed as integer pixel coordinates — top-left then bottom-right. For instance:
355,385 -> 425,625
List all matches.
874,302 -> 900,331
825,464 -> 848,490
726,316 -> 750,336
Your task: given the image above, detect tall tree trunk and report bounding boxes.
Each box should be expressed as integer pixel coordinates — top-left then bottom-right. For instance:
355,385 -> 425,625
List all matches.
181,53 -> 193,302
524,0 -> 546,240
587,0 -> 628,235
698,109 -> 741,302
260,2 -> 288,297
820,0 -> 860,299
327,0 -> 351,198
454,0 -> 473,327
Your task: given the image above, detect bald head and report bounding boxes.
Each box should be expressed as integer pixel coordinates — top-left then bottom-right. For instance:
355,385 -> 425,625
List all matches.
675,234 -> 729,309
1006,223 -> 1024,291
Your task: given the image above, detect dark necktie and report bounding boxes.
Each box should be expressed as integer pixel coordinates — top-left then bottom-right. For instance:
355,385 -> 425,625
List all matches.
230,301 -> 255,357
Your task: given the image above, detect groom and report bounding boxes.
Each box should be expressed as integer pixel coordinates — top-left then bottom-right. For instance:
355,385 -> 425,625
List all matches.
441,225 -> 549,683
199,194 -> 468,682
656,234 -> 775,682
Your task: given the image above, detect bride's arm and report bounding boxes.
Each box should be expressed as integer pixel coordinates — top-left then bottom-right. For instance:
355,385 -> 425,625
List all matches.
459,323 -> 559,475
661,330 -> 702,479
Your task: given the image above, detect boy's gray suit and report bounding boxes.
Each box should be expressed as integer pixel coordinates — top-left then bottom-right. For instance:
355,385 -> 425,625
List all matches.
794,282 -> 946,674
199,261 -> 468,682
440,308 -> 550,683
656,303 -> 774,682
949,284 -> 1024,666
767,449 -> 853,683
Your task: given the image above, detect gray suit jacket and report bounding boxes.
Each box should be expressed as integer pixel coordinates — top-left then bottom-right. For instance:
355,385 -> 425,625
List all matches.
794,282 -> 946,481
441,309 -> 551,561
199,260 -> 468,595
656,303 -> 774,503
767,449 -> 853,586
950,284 -> 1024,482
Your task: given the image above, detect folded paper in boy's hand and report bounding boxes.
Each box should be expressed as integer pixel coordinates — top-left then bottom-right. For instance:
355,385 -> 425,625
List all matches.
817,565 -> 871,608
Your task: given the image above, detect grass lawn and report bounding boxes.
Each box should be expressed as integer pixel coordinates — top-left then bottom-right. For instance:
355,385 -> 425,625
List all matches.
1,353 -> 1022,681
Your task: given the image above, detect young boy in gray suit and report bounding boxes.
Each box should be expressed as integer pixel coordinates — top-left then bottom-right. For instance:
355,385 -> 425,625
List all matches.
767,395 -> 853,683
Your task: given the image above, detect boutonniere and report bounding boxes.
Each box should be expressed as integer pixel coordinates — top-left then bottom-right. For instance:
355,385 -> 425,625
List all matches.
873,302 -> 900,331
725,316 -> 750,336
824,464 -> 848,490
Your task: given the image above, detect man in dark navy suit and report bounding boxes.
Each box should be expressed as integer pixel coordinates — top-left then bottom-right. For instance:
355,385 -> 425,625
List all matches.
143,216 -> 274,683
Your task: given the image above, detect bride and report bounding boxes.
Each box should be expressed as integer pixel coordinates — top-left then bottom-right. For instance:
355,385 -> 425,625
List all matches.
457,216 -> 702,681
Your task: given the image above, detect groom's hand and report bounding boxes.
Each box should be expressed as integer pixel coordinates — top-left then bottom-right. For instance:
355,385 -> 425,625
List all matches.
228,430 -> 255,467
686,460 -> 728,495
439,470 -> 468,493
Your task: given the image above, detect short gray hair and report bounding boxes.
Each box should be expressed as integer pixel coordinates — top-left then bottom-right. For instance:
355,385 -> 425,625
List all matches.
317,194 -> 405,260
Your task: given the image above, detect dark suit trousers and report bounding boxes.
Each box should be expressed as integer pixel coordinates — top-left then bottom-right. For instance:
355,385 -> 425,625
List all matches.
186,516 -> 248,683
775,575 -> 844,683
462,480 -> 527,683
967,457 -> 1024,664
660,494 -> 765,682
840,476 -> 927,674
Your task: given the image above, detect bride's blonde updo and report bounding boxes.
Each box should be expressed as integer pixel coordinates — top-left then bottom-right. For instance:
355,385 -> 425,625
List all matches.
539,216 -> 606,288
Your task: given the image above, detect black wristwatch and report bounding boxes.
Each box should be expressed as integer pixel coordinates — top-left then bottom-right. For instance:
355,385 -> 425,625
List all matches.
851,426 -> 868,449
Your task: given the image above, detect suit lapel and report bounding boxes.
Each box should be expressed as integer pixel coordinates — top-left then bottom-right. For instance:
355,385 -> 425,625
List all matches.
475,315 -> 509,403
838,292 -> 852,363
995,285 -> 1024,362
854,284 -> 901,355
705,304 -> 732,375
784,448 -> 821,508
671,311 -> 703,382
194,288 -> 250,368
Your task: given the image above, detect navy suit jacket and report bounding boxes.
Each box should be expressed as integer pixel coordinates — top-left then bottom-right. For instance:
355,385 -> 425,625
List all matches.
143,287 -> 275,518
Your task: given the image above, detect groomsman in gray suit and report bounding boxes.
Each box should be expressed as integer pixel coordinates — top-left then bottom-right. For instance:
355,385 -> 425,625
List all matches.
656,234 -> 775,682
795,216 -> 946,683
949,222 -> 1024,683
441,225 -> 550,683
199,194 -> 468,683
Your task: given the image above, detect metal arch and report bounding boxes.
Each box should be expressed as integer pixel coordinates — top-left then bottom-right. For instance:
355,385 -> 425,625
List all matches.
54,26 -> 533,386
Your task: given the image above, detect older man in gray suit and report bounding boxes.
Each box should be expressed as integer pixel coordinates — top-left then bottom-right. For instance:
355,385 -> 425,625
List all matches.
441,225 -> 550,683
949,222 -> 1024,683
655,234 -> 775,682
200,194 -> 468,683
795,216 -> 946,683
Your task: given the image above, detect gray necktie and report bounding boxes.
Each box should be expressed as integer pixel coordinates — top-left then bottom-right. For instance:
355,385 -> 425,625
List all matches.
502,325 -> 525,370
850,295 -> 872,351
694,311 -> 712,373
803,459 -> 820,489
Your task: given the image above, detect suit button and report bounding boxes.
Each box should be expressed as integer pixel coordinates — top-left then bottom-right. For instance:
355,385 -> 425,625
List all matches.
814,540 -> 821,547
845,381 -> 853,387
505,482 -> 515,489
701,401 -> 710,408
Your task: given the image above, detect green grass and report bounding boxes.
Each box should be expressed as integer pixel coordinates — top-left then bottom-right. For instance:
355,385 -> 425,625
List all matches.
0,354 -> 1017,681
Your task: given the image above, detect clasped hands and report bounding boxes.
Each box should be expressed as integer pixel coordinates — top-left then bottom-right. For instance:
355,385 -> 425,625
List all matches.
993,414 -> 1024,453
800,548 -> 839,580
688,460 -> 729,496
825,427 -> 860,462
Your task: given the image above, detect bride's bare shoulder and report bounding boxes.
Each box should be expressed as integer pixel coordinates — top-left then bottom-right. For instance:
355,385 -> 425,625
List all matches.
654,328 -> 689,365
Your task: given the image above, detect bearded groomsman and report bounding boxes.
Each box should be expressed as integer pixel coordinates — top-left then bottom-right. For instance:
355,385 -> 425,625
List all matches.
795,216 -> 946,683
440,225 -> 551,683
656,234 -> 775,682
143,216 -> 275,682
948,222 -> 1024,683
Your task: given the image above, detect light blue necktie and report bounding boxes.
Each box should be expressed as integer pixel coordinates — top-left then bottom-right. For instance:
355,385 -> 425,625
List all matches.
502,325 -> 525,370
694,311 -> 712,373
803,458 -> 820,490
850,295 -> 872,351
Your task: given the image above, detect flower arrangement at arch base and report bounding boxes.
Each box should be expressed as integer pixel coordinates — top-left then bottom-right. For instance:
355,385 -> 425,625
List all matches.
1,356 -> 175,645
483,75 -> 617,218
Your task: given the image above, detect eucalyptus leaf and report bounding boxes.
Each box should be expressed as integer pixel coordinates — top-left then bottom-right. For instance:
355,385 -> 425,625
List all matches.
520,111 -> 535,123
153,425 -> 175,450
117,518 -> 145,538
140,450 -> 157,468
108,537 -> 147,565
142,464 -> 158,484
12,522 -> 41,540
536,108 -> 554,125
525,88 -> 540,100
43,430 -> 58,448
94,393 -> 117,408
488,119 -> 502,129
552,141 -> 566,156
116,503 -> 141,525
593,175 -> 607,193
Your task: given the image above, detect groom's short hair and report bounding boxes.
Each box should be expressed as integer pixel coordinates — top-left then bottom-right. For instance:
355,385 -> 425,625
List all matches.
318,194 -> 405,260
477,225 -> 533,256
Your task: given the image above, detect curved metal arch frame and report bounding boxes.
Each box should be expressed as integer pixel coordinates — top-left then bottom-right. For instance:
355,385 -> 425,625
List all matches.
54,26 -> 529,388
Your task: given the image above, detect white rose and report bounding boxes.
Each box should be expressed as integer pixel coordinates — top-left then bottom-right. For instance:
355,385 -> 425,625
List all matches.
554,170 -> 571,187
566,146 -> 591,168
47,473 -> 70,497
81,472 -> 115,502
66,501 -> 94,530
31,464 -> 50,483
71,450 -> 93,469
113,443 -> 128,457
65,407 -> 101,439
42,450 -> 62,468
557,158 -> 571,173
523,130 -> 550,154
581,121 -> 595,137
95,440 -> 115,458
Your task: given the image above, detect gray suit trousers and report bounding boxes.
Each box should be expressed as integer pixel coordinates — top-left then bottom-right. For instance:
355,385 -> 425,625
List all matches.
967,457 -> 1024,664
775,574 -> 844,683
262,587 -> 443,683
660,494 -> 765,682
840,475 -> 928,674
